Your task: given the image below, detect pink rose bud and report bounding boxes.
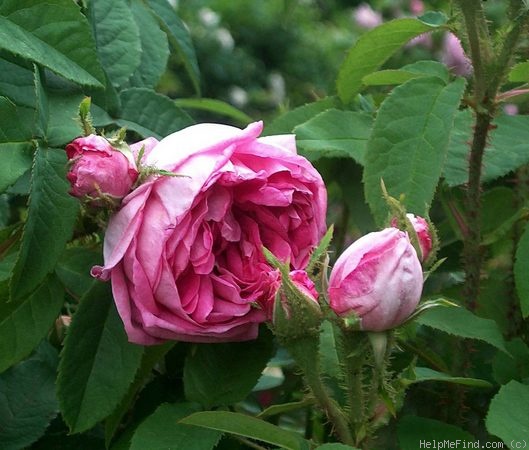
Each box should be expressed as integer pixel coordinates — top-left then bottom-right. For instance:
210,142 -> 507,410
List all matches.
407,214 -> 432,262
328,228 -> 423,332
65,135 -> 138,200
391,213 -> 433,262
289,270 -> 319,303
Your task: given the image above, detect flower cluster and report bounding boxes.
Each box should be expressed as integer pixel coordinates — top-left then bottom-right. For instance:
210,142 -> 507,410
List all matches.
66,121 -> 430,344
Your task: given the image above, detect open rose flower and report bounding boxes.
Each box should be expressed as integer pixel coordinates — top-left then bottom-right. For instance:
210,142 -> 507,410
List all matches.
66,135 -> 139,200
91,121 -> 327,344
328,228 -> 423,331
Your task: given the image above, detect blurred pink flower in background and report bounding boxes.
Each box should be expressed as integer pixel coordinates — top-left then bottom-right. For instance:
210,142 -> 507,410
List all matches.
503,103 -> 519,116
409,0 -> 424,16
441,32 -> 472,76
353,3 -> 383,29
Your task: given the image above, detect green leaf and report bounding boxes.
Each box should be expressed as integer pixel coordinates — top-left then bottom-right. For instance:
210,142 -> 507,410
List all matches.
117,88 -> 193,139
508,61 -> 529,82
444,111 -> 529,186
180,411 -> 310,450
398,415 -> 475,450
402,60 -> 450,82
34,66 -> 48,139
0,95 -> 34,192
515,222 -> 529,319
405,366 -> 492,388
130,403 -> 221,450
46,93 -> 85,147
128,0 -> 169,88
105,342 -> 175,447
492,338 -> 529,385
57,282 -> 143,433
363,61 -> 450,86
55,247 -> 102,299
174,98 -> 253,125
264,97 -> 339,135
0,341 -> 59,450
415,305 -> 508,354
0,0 -> 104,87
257,398 -> 315,419
294,109 -> 372,164
362,70 -> 425,86
0,143 -> 33,194
146,0 -> 201,95
0,276 -> 64,373
363,77 -> 466,225
88,0 -> 141,88
10,146 -> 79,301
337,18 -> 444,103
0,95 -> 33,142
0,55 -> 36,108
486,381 -> 529,446
184,327 -> 274,408
316,445 -> 361,450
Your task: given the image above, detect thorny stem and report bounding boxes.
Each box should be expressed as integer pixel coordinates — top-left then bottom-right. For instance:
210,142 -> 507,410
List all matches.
456,0 -> 529,311
286,337 -> 356,447
451,0 -> 529,424
337,331 -> 368,447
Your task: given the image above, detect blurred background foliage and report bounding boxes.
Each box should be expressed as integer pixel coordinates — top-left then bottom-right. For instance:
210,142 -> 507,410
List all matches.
162,0 -> 516,119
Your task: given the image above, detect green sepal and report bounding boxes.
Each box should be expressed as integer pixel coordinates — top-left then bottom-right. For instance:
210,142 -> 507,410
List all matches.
78,97 -> 95,136
405,297 -> 458,325
381,180 -> 423,259
306,225 -> 334,276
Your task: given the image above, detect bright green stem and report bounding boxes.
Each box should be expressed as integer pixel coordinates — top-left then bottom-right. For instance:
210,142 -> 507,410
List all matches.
285,336 -> 355,446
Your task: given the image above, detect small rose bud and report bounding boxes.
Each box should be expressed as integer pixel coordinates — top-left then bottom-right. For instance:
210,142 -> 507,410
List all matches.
65,135 -> 139,200
270,266 -> 322,341
392,213 -> 433,262
328,228 -> 423,332
289,270 -> 319,303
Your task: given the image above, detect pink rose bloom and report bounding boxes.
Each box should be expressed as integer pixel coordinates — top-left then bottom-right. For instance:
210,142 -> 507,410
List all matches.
91,121 -> 327,344
353,3 -> 383,29
289,270 -> 319,303
391,213 -> 432,262
328,228 -> 423,331
441,32 -> 472,76
66,135 -> 138,199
